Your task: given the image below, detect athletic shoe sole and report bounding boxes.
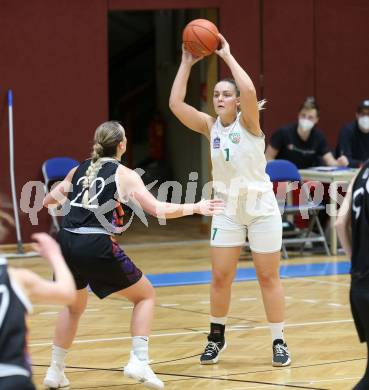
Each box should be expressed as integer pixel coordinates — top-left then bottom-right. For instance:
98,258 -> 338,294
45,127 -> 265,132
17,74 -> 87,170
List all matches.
200,341 -> 227,365
124,370 -> 164,389
272,356 -> 291,367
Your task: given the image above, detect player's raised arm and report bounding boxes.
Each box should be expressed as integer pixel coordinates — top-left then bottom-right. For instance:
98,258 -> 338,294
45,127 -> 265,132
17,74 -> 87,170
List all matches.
215,34 -> 262,137
117,166 -> 224,219
169,45 -> 213,138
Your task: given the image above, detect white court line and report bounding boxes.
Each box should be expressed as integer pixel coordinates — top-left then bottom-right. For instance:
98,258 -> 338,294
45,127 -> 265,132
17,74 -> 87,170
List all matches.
311,376 -> 361,383
124,239 -> 209,249
39,311 -> 59,315
39,308 -> 99,316
284,296 -> 346,307
29,318 -> 354,347
239,297 -> 257,301
199,300 -> 210,304
224,386 -> 265,389
33,304 -> 62,308
160,303 -> 180,307
302,299 -> 317,303
297,277 -> 350,287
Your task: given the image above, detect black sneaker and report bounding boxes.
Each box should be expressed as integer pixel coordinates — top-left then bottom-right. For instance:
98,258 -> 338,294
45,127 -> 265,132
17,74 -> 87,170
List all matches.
200,339 -> 227,365
272,339 -> 291,367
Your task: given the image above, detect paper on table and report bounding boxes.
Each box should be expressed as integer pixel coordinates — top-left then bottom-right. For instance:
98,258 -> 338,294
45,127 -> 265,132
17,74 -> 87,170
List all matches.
309,166 -> 350,172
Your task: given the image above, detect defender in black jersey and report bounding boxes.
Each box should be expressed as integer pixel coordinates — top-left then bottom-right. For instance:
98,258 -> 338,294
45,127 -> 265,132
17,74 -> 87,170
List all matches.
0,258 -> 34,390
42,121 -> 224,389
0,231 -> 76,390
336,159 -> 369,390
59,158 -> 143,298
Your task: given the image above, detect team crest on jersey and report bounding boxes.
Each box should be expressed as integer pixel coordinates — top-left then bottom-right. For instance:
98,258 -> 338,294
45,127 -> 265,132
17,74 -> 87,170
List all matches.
229,131 -> 241,144
213,136 -> 220,149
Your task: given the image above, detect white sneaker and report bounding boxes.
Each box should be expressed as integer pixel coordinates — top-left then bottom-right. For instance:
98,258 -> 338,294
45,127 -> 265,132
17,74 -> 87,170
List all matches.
124,352 -> 164,389
43,364 -> 70,389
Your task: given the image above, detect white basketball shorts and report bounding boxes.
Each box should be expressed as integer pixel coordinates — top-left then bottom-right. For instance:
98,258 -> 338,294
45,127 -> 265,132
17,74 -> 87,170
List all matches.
210,190 -> 282,253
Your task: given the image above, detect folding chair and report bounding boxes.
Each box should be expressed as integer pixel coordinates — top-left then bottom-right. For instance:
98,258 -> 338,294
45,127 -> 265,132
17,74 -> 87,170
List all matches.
266,159 -> 331,258
42,157 -> 79,232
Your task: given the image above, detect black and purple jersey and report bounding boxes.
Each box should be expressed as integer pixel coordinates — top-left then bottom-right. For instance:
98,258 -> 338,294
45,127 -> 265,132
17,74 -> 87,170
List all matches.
62,158 -> 124,234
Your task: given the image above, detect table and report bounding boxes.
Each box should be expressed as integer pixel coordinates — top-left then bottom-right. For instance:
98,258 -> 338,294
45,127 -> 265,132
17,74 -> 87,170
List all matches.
299,168 -> 359,255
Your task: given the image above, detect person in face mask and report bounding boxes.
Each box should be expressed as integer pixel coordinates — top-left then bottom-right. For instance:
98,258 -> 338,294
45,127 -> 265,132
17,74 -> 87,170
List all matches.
266,96 -> 348,169
336,99 -> 369,168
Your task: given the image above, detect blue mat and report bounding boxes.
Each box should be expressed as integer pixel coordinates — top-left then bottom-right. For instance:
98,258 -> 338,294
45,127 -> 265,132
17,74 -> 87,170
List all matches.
147,261 -> 351,287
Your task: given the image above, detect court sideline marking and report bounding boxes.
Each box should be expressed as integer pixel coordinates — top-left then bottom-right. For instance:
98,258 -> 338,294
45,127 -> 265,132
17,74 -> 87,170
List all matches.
29,318 -> 353,347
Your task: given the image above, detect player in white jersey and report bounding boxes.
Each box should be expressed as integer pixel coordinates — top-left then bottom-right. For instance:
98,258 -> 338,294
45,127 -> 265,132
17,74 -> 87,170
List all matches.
170,34 -> 291,366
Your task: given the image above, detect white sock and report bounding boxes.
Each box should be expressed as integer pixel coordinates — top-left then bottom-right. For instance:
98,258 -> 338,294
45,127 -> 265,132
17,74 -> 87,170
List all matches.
51,345 -> 68,368
209,316 -> 227,325
269,322 -> 285,342
132,336 -> 149,362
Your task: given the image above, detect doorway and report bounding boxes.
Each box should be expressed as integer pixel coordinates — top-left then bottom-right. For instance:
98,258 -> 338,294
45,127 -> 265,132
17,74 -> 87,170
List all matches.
108,8 -> 218,239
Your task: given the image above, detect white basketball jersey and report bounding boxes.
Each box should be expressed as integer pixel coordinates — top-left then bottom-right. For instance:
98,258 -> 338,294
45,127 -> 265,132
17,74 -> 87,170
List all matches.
210,113 -> 272,195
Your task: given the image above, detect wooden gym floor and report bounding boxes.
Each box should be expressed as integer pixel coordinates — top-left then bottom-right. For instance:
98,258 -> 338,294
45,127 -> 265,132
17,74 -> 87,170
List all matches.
6,216 -> 366,389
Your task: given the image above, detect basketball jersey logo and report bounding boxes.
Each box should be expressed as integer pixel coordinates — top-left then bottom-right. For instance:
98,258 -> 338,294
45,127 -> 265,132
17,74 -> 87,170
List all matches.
213,136 -> 220,149
229,131 -> 241,144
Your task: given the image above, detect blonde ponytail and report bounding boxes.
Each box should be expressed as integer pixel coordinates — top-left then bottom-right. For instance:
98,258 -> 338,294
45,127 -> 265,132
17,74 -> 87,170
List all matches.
81,121 -> 125,206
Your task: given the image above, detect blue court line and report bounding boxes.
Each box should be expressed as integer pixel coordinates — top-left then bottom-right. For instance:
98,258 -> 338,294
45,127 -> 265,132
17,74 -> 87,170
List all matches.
147,261 -> 351,287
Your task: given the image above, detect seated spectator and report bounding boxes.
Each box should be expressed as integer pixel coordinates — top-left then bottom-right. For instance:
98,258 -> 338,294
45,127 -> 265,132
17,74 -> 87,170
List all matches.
266,97 -> 348,169
336,99 -> 369,167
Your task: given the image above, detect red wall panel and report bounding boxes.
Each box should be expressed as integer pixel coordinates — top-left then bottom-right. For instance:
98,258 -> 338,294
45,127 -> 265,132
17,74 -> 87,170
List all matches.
263,0 -> 315,138
263,0 -> 369,149
108,0 -> 221,10
218,0 -> 261,94
315,0 -> 369,147
0,0 -> 108,243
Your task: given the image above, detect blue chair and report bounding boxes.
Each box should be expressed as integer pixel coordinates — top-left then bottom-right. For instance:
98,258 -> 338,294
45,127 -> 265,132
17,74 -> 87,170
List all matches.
42,157 -> 79,232
266,159 -> 331,258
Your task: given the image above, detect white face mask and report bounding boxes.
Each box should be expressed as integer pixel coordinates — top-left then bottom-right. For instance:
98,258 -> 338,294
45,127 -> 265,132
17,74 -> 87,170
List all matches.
298,118 -> 314,132
358,116 -> 369,133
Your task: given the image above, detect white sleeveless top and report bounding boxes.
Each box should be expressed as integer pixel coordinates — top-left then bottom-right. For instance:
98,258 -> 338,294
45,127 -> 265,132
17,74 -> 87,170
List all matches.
210,113 -> 273,196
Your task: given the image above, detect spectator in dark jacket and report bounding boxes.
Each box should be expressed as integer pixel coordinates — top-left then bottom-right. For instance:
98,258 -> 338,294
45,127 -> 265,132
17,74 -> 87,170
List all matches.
336,99 -> 369,168
266,97 -> 348,169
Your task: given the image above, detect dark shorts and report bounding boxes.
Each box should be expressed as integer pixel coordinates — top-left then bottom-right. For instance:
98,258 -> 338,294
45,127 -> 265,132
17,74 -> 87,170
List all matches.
350,278 -> 369,343
58,230 -> 143,299
0,376 -> 35,390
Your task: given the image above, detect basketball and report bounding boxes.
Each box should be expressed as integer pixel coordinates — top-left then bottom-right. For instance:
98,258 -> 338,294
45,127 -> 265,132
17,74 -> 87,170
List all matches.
182,19 -> 220,57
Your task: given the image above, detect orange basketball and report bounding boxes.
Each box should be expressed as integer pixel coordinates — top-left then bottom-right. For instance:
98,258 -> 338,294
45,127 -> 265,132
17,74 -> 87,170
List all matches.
182,19 -> 220,57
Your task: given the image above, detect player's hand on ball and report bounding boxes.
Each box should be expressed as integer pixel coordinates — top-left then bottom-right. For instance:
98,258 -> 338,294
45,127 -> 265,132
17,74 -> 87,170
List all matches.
182,44 -> 203,65
215,34 -> 231,59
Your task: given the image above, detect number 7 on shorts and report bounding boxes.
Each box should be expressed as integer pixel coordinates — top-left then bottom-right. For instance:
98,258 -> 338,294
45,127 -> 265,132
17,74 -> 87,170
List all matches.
211,227 -> 218,241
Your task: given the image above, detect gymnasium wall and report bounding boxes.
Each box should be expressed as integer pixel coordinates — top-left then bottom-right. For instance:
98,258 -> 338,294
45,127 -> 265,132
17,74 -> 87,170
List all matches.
0,0 -> 108,243
262,0 -> 369,146
0,0 -> 368,243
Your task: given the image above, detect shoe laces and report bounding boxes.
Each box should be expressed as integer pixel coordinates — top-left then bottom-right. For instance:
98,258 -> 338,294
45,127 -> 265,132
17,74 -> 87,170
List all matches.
273,343 -> 288,357
204,341 -> 221,356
